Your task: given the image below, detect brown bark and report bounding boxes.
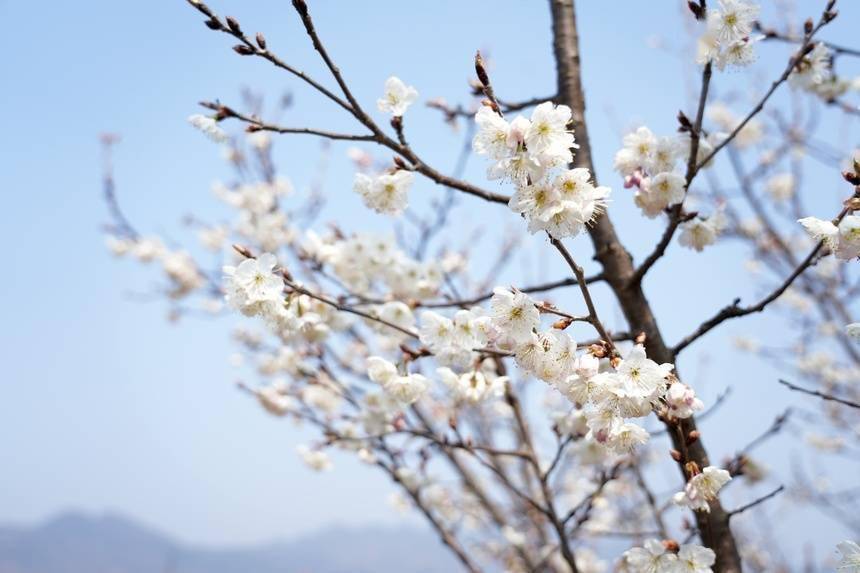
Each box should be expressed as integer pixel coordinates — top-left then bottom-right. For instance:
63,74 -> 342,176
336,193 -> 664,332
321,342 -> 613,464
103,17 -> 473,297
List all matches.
548,1 -> 743,571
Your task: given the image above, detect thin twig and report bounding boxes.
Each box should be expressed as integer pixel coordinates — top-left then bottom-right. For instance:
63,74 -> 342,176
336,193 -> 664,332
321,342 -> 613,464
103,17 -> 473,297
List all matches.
727,485 -> 785,519
778,379 -> 860,409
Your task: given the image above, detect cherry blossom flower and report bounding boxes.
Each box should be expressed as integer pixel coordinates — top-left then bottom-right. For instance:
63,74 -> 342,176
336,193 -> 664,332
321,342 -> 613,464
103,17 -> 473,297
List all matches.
673,466 -> 732,512
622,538 -> 677,573
665,382 -> 705,419
223,253 -> 284,316
296,445 -> 333,471
187,114 -> 228,143
674,544 -> 716,573
353,170 -> 413,215
367,356 -> 428,405
376,76 -> 418,116
490,287 -> 540,343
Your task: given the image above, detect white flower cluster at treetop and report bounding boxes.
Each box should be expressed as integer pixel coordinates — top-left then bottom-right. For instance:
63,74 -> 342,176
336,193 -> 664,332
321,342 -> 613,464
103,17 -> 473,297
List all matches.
696,0 -> 761,70
472,102 -> 610,239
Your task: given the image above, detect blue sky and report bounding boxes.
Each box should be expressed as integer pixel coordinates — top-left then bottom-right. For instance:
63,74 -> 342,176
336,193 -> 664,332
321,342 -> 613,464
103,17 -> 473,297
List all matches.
1,0 -> 858,558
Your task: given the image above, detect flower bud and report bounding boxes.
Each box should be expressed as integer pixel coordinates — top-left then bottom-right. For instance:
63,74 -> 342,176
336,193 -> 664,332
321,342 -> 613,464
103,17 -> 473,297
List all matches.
226,16 -> 242,34
233,44 -> 255,56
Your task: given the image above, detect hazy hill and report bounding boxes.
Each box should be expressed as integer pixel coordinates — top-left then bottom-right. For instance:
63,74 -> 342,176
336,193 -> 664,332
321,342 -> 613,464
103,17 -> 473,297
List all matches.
0,512 -> 458,573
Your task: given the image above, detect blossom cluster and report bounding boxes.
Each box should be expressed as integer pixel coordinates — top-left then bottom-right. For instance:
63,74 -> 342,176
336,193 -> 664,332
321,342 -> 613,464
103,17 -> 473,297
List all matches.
303,231 -> 444,300
107,235 -> 204,297
472,102 -> 610,238
415,287 -> 706,456
223,253 -> 350,341
696,0 -> 761,70
789,43 -> 860,102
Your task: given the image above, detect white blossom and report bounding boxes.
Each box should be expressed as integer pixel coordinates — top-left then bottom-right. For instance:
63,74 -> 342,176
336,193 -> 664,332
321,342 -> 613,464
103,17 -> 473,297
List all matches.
187,114 -> 228,143
789,43 -> 833,92
799,215 -> 860,260
367,356 -> 428,405
490,287 -> 540,343
353,170 -> 413,215
673,466 -> 732,512
438,367 -> 506,404
623,539 -> 677,573
296,445 -> 333,471
377,76 -> 418,116
674,544 -> 716,573
665,382 -> 704,419
678,210 -> 726,252
223,253 -> 284,316
766,173 -> 794,202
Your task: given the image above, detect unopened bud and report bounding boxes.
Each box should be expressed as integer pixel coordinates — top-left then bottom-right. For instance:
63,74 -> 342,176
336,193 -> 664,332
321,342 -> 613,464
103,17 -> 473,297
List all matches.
677,110 -> 692,132
233,44 -> 255,56
232,244 -> 253,258
255,32 -> 267,50
844,196 -> 860,211
687,430 -> 700,445
687,1 -> 704,20
474,51 -> 490,87
553,317 -> 575,330
803,18 -> 814,35
292,0 -> 309,17
635,331 -> 647,344
226,16 -> 242,34
204,18 -> 223,30
588,344 -> 607,358
670,449 -> 682,462
393,156 -> 410,171
843,170 -> 860,186
685,461 -> 701,477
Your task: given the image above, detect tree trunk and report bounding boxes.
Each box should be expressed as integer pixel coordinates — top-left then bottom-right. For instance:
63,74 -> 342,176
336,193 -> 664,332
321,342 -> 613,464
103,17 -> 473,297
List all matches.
547,1 -> 743,571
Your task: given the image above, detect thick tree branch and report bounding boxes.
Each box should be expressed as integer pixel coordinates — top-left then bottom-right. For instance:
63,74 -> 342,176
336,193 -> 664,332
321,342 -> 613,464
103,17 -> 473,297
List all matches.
549,1 -> 742,569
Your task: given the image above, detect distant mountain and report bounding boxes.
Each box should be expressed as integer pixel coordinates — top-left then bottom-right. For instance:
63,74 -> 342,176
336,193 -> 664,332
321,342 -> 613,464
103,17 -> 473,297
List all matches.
0,512 -> 459,573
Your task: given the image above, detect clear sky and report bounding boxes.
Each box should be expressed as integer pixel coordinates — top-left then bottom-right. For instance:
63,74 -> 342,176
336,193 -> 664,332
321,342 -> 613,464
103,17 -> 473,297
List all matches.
1,0 -> 858,559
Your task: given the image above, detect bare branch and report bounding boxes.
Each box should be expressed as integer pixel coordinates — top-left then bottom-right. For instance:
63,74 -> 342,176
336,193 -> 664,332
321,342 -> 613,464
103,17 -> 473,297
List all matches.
778,378 -> 860,409
727,485 -> 786,519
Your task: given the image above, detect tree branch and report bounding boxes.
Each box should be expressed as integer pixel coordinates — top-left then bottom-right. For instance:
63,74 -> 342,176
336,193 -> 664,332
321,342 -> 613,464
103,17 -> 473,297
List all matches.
778,378 -> 860,409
